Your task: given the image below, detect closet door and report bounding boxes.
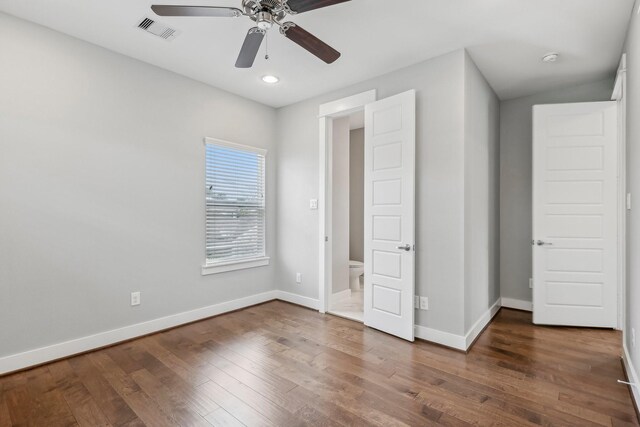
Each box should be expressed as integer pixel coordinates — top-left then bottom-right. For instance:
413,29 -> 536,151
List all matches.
532,101 -> 618,327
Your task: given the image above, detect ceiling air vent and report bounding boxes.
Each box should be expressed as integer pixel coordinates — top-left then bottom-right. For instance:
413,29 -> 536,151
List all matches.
137,17 -> 180,41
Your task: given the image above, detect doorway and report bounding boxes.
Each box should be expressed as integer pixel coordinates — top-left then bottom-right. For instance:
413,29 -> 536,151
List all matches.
328,112 -> 365,322
318,89 -> 417,342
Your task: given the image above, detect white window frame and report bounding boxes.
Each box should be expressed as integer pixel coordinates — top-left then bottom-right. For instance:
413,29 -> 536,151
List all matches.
201,137 -> 269,275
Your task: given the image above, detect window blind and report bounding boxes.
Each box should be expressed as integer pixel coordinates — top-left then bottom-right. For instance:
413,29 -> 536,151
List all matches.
205,141 -> 266,264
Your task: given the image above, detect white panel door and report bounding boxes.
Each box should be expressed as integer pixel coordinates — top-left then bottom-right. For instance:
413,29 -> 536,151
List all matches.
533,102 -> 618,327
364,90 -> 415,341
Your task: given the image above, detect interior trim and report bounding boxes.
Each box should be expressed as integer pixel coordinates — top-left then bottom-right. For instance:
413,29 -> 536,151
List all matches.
201,256 -> 270,275
414,324 -> 466,351
0,291 -> 279,376
274,290 -> 321,310
415,299 -> 502,351
318,89 -> 377,314
622,344 -> 640,420
0,290 -> 320,377
500,297 -> 533,312
465,299 -> 502,350
0,291 -> 503,377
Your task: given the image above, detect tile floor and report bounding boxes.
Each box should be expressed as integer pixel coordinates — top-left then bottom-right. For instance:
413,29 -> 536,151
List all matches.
330,286 -> 364,322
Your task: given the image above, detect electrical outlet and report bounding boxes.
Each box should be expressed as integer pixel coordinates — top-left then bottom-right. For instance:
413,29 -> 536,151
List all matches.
419,297 -> 429,310
310,199 -> 318,210
131,292 -> 141,306
633,328 -> 636,349
529,278 -> 533,289
414,296 -> 419,309
296,273 -> 302,284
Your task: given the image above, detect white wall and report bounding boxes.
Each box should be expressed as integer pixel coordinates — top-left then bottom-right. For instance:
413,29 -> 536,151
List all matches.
0,12 -> 277,359
622,0 -> 640,406
349,128 -> 365,263
463,52 -> 501,331
276,50 -> 468,335
331,117 -> 350,295
499,78 -> 615,305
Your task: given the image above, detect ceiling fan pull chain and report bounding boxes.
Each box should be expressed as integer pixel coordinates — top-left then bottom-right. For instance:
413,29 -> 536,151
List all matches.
265,31 -> 270,60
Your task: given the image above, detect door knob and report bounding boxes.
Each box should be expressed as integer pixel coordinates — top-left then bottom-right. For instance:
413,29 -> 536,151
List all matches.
535,240 -> 553,246
397,244 -> 412,251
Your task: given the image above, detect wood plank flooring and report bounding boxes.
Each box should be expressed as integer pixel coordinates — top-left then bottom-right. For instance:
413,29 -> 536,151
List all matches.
0,301 -> 637,426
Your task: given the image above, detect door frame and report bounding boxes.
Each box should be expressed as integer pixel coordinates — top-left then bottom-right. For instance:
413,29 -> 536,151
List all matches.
317,90 -> 377,313
612,53 -> 627,331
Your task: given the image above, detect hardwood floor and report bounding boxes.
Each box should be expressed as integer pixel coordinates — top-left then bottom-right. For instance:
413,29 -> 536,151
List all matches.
0,301 -> 637,426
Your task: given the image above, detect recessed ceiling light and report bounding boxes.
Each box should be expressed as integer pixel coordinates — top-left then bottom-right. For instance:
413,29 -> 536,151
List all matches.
542,52 -> 559,63
262,75 -> 280,84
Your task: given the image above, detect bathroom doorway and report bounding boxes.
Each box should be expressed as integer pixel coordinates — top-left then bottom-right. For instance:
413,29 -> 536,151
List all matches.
328,111 -> 365,322
318,89 -> 416,341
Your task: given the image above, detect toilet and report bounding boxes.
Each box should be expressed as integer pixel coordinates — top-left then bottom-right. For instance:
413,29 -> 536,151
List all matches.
348,260 -> 364,291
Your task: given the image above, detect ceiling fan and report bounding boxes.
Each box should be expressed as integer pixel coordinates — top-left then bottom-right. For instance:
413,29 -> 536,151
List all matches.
150,0 -> 351,68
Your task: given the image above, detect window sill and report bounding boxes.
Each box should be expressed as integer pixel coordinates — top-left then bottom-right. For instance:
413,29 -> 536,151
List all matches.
201,256 -> 270,275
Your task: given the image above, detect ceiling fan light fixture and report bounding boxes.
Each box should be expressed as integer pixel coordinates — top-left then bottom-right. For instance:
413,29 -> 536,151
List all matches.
262,75 -> 280,84
256,11 -> 273,30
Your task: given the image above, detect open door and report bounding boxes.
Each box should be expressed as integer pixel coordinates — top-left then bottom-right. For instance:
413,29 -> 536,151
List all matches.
532,101 -> 618,328
363,90 -> 416,341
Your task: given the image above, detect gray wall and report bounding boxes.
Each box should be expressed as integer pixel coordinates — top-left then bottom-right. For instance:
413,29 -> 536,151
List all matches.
499,78 -> 615,304
331,117 -> 351,295
276,49 -> 467,334
0,13 -> 277,358
349,128 -> 364,263
623,1 -> 640,394
463,52 -> 501,331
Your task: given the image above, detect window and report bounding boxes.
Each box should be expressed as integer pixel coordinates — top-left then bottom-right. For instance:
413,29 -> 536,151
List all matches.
202,138 -> 268,275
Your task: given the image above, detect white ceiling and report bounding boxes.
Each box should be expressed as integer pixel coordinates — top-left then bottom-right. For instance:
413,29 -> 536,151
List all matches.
0,0 -> 634,107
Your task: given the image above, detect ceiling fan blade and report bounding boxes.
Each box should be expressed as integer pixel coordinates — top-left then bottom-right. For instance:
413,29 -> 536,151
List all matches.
285,0 -> 351,14
281,23 -> 340,64
235,28 -> 265,68
151,5 -> 242,17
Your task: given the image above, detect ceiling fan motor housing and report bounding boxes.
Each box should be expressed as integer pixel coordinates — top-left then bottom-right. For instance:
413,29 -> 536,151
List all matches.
243,0 -> 287,23
259,0 -> 281,9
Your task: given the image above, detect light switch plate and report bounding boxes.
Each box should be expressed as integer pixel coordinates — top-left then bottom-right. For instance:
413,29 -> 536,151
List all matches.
131,292 -> 141,306
627,193 -> 632,211
310,199 -> 318,210
296,273 -> 302,284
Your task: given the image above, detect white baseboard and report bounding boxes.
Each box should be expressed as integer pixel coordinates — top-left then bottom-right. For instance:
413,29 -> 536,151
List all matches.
415,299 -> 501,351
465,299 -> 502,349
414,325 -> 466,351
0,290 -> 279,376
501,297 -> 532,312
274,291 -> 321,310
0,289 -> 525,376
330,289 -> 352,304
622,344 -> 640,415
